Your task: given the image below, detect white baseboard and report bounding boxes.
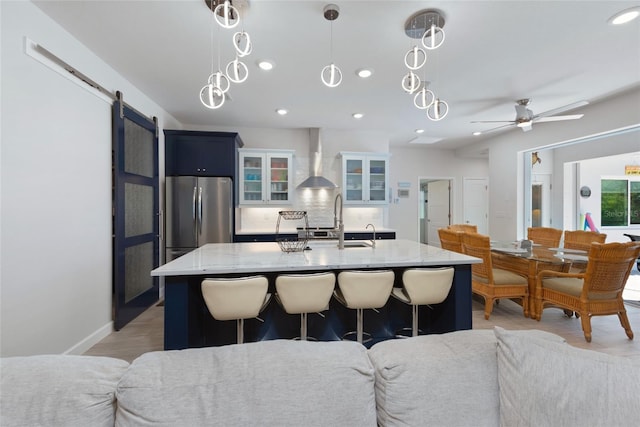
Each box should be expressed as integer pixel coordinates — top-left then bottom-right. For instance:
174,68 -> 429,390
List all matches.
64,322 -> 114,355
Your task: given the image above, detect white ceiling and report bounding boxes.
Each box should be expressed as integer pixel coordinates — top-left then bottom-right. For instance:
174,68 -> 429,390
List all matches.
33,0 -> 640,149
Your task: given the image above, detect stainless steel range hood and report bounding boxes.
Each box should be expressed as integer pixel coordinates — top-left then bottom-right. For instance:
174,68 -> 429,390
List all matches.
297,128 -> 338,189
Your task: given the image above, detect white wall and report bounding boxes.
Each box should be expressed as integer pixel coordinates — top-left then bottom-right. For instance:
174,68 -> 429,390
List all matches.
0,1 -> 179,357
551,128 -> 640,231
574,152 -> 640,243
458,87 -> 640,242
388,146 -> 489,240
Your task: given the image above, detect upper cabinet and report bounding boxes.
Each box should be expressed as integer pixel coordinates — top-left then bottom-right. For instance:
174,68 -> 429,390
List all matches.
341,152 -> 390,205
165,130 -> 242,177
239,149 -> 294,205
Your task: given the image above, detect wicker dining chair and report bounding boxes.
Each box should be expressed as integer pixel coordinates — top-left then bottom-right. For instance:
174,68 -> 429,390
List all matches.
527,227 -> 562,248
448,224 -> 478,233
438,228 -> 464,253
461,232 -> 529,320
563,230 -> 607,273
563,230 -> 607,252
535,241 -> 640,342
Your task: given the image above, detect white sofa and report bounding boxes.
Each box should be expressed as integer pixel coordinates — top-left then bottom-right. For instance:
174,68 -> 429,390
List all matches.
2,328 -> 639,427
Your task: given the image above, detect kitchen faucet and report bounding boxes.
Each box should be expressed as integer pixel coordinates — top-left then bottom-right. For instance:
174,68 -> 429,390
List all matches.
366,223 -> 376,248
334,193 -> 344,249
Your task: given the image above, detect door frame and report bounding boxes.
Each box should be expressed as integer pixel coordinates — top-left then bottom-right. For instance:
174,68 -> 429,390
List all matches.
417,176 -> 455,244
462,177 -> 489,234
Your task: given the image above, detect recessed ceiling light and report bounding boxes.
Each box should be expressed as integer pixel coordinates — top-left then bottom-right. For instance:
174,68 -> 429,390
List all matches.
415,129 -> 425,134
352,113 -> 364,119
608,7 -> 640,25
356,68 -> 373,78
276,108 -> 288,115
258,60 -> 274,70
473,131 -> 482,136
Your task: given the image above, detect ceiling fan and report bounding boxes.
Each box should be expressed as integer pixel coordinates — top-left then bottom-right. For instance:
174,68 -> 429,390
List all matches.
472,98 -> 589,133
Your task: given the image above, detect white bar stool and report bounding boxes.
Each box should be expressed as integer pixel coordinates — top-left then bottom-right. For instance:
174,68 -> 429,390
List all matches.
201,276 -> 271,344
391,267 -> 454,337
334,270 -> 395,344
275,272 -> 336,340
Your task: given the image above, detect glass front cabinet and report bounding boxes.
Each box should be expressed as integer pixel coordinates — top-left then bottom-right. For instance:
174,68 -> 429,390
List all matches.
238,149 -> 294,205
340,152 -> 390,205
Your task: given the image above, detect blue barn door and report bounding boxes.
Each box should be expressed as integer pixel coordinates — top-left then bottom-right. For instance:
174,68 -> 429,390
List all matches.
112,92 -> 159,330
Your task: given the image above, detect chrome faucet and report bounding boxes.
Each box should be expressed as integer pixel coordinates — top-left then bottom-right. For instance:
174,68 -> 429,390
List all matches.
334,193 -> 344,249
366,223 -> 376,248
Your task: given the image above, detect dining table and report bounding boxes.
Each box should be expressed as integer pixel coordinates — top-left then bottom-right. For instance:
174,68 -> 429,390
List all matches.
490,241 -> 588,318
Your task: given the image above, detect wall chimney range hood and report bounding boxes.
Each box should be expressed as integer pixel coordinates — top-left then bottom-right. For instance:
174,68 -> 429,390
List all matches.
297,128 -> 338,189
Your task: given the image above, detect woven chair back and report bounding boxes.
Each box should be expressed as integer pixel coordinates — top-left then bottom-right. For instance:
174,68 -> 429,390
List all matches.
448,224 -> 478,233
583,242 -> 640,296
527,227 -> 562,247
563,230 -> 607,252
438,228 -> 464,253
461,232 -> 493,282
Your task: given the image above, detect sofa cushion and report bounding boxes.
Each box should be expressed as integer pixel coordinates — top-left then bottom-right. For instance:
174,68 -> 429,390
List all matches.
368,329 -> 565,427
495,326 -> 640,427
116,340 -> 376,427
0,355 -> 129,427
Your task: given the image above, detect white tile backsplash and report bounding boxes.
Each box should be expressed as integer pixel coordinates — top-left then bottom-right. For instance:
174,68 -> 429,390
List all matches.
237,190 -> 386,233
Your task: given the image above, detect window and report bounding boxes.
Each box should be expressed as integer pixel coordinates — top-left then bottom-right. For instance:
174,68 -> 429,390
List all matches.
601,178 -> 640,227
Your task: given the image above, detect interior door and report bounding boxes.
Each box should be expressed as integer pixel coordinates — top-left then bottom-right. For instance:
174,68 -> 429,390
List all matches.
427,180 -> 451,246
463,178 -> 489,234
112,96 -> 159,330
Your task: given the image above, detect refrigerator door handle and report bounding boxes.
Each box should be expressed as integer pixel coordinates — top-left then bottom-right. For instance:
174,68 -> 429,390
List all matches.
192,186 -> 198,239
198,186 -> 203,236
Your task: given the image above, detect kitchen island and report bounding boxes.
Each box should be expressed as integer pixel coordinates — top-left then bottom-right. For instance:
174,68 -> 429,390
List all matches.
151,239 -> 480,349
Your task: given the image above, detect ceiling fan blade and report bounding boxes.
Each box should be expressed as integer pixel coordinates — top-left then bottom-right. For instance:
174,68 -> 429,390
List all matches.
477,123 -> 515,134
535,114 -> 584,123
470,120 -> 515,123
535,100 -> 589,119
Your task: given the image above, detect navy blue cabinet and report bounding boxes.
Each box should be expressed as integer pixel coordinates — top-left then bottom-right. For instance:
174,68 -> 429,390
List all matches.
165,130 -> 243,177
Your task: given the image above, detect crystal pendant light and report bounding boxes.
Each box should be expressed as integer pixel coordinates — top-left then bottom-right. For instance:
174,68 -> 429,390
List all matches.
404,45 -> 426,70
402,9 -> 449,121
421,22 -> 445,50
213,0 -> 239,29
232,30 -> 252,57
427,98 -> 449,121
226,57 -> 249,83
200,1 -> 228,109
320,4 -> 342,88
414,86 -> 435,110
401,72 -> 421,94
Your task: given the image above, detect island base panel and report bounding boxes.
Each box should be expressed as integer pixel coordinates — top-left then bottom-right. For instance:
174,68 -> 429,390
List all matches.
164,265 -> 472,350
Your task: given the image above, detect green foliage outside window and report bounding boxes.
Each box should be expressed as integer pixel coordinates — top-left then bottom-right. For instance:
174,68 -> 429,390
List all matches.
601,180 -> 627,226
601,178 -> 640,227
631,181 -> 640,225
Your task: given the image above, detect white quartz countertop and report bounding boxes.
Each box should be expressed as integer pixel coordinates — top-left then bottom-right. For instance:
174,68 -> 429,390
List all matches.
235,227 -> 396,235
152,239 -> 479,276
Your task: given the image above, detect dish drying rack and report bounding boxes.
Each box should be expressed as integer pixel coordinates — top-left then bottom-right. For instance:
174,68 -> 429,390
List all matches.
276,211 -> 309,252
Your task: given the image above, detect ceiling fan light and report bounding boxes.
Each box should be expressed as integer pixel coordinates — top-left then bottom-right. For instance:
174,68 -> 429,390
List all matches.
516,121 -> 529,128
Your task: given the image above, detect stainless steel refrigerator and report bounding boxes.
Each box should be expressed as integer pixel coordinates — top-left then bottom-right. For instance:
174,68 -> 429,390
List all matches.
165,176 -> 233,262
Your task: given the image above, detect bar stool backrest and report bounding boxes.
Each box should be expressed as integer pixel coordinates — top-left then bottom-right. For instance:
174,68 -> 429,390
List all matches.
402,268 -> 454,305
201,276 -> 269,321
337,270 -> 395,309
